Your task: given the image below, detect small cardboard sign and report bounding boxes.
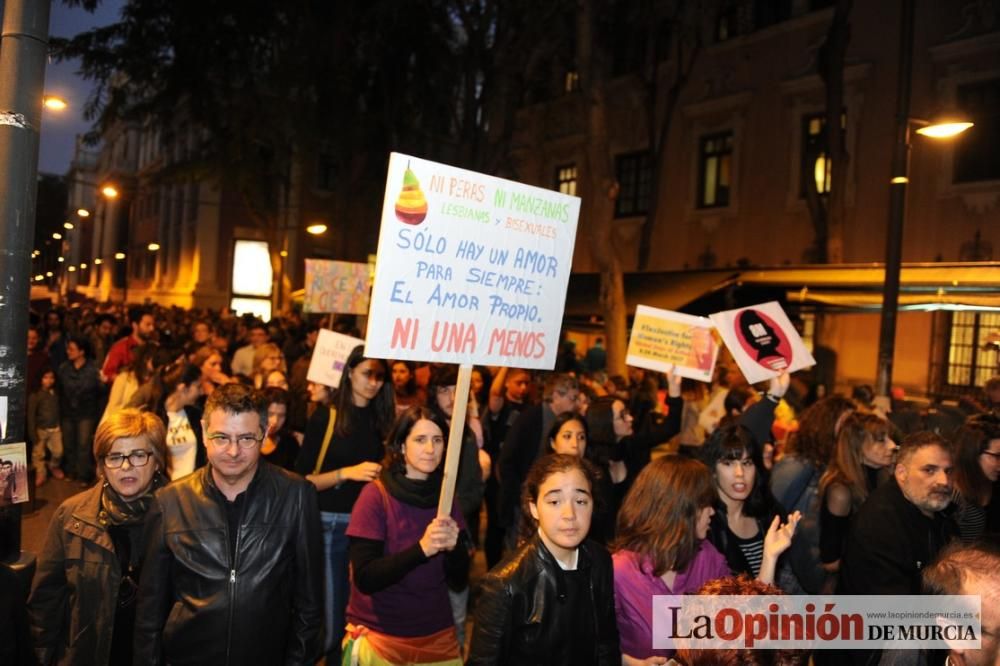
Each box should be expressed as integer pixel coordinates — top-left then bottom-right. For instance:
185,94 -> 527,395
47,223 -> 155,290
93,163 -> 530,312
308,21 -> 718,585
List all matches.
709,301 -> 815,384
307,329 -> 365,389
0,443 -> 29,506
626,305 -> 719,382
303,260 -> 371,314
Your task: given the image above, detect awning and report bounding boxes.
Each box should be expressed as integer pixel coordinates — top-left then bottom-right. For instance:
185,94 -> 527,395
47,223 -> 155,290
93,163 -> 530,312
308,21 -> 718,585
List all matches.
564,269 -> 737,317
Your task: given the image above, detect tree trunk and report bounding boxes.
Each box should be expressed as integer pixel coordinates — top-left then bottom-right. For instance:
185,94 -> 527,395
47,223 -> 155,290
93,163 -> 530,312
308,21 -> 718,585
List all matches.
578,0 -> 628,377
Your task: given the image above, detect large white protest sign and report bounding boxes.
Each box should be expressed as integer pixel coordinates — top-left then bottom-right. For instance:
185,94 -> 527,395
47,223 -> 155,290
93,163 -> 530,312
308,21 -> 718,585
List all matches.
365,153 -> 580,370
307,329 -> 365,388
709,301 -> 816,384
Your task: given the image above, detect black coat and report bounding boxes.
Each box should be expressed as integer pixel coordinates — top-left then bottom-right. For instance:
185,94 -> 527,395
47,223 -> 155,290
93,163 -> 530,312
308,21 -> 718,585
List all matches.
134,463 -> 323,666
467,535 -> 619,666
838,478 -> 957,595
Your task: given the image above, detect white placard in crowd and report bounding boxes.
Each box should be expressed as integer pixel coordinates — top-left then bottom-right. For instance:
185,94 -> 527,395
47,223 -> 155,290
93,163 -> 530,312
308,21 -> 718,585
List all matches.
307,329 -> 365,389
365,152 -> 580,370
709,301 -> 816,384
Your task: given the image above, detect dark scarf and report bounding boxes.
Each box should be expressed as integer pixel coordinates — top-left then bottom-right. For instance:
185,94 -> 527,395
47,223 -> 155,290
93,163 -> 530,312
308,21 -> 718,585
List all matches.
98,470 -> 167,527
379,467 -> 441,509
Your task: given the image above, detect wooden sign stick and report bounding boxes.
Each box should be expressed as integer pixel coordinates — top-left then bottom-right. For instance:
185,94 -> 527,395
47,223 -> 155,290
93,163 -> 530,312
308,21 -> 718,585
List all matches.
437,363 -> 473,518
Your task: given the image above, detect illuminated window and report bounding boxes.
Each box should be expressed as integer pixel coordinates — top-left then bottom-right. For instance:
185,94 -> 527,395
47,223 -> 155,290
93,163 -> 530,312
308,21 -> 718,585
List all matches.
698,131 -> 733,208
555,164 -> 577,196
801,111 -> 846,197
615,151 -> 652,218
945,311 -> 1000,388
564,71 -> 579,93
231,240 -> 273,321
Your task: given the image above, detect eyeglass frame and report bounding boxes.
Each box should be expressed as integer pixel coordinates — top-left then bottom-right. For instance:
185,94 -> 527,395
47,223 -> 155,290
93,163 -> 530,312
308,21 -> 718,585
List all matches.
103,450 -> 153,469
205,432 -> 264,449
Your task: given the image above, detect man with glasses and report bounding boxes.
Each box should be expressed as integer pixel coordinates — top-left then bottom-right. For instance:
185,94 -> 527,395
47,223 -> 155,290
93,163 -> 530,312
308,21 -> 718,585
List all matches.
135,383 -> 323,665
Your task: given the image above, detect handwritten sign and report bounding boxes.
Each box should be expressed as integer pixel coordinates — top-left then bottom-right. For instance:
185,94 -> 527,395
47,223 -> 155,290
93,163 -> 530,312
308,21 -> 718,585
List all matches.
304,260 -> 371,314
626,305 -> 719,382
365,153 -> 580,369
307,329 -> 365,388
709,301 -> 816,384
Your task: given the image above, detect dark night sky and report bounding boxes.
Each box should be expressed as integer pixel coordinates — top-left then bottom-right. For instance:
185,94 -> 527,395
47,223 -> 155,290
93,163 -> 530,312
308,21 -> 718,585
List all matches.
1,0 -> 125,175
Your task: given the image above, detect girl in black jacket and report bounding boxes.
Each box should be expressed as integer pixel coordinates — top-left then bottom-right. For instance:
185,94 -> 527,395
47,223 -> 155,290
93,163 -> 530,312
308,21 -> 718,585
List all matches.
468,454 -> 620,666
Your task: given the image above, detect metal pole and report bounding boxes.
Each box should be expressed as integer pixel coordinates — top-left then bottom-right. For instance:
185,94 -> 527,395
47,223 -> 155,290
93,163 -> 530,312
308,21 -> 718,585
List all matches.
0,0 -> 52,563
875,0 -> 915,398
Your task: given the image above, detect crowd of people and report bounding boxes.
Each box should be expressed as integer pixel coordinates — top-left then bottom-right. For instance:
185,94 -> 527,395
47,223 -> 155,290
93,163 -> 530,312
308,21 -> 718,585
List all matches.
7,299 -> 1000,665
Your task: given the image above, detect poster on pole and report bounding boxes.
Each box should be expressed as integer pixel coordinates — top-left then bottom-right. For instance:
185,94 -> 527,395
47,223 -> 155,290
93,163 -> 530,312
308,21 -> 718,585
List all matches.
307,329 -> 365,389
303,260 -> 371,314
365,152 -> 580,370
626,305 -> 719,382
0,443 -> 29,506
709,301 -> 815,384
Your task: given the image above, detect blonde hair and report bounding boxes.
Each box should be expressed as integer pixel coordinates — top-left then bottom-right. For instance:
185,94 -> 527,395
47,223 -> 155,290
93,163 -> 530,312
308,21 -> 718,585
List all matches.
93,408 -> 168,476
252,343 -> 285,381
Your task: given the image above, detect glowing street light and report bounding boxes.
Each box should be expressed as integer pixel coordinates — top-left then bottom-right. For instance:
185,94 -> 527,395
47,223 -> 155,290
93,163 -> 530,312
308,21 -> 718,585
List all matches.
42,95 -> 68,111
57,257 -> 64,263
76,208 -> 90,218
94,258 -> 103,265
147,243 -> 160,252
64,221 -> 74,230
80,263 -> 88,269
114,252 -> 126,260
306,223 -> 328,235
52,232 -> 62,240
101,185 -> 120,199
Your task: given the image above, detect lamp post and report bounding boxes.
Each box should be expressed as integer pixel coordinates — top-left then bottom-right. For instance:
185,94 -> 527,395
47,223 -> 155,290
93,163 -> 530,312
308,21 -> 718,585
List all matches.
875,0 -> 973,398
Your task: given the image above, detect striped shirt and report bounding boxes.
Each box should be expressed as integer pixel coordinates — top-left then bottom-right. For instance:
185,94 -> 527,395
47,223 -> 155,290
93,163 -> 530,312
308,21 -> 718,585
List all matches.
734,531 -> 765,577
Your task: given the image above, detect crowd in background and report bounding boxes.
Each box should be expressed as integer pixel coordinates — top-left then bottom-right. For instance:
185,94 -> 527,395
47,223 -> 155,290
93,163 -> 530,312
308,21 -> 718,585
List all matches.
10,297 -> 1000,665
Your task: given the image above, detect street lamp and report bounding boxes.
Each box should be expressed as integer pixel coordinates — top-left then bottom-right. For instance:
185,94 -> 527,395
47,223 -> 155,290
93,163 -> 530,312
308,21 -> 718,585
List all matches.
874,0 -> 974,398
306,222 -> 327,235
101,184 -> 119,199
42,95 -> 67,111
76,208 -> 90,218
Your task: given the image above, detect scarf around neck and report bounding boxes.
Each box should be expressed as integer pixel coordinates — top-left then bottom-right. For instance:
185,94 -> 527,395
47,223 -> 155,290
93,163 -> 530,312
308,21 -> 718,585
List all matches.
380,467 -> 441,509
99,470 -> 166,527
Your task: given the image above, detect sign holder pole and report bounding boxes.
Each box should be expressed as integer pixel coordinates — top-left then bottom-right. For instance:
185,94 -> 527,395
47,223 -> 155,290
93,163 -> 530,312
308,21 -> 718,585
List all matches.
437,364 -> 472,518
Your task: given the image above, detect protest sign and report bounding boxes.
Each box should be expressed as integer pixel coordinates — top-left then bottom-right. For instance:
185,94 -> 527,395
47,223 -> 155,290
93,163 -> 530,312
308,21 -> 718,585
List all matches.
365,153 -> 580,370
0,443 -> 29,506
303,259 -> 371,314
307,329 -> 365,388
709,301 -> 816,384
626,305 -> 719,382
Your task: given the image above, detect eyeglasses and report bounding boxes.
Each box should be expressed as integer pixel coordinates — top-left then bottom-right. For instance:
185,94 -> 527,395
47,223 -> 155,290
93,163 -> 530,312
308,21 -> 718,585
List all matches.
206,433 -> 263,449
104,450 -> 152,468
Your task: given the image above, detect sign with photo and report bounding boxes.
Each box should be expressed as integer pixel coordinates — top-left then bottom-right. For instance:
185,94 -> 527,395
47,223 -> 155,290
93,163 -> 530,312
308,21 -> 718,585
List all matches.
0,443 -> 29,506
365,153 -> 580,369
709,301 -> 816,384
626,305 -> 719,382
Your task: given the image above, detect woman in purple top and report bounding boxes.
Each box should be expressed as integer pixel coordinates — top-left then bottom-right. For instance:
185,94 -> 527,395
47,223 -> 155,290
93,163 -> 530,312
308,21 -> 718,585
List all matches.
613,457 -> 726,665
343,405 -> 467,665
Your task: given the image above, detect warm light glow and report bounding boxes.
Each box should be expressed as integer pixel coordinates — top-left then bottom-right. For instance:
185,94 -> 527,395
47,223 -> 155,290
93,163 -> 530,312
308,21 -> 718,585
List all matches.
43,95 -> 68,111
67,266 -> 77,272
114,252 -> 126,260
80,263 -> 88,269
279,250 -> 288,257
101,185 -> 120,199
64,222 -> 74,230
94,258 -> 103,265
52,232 -> 62,240
232,240 -> 273,297
306,223 -> 328,235
34,274 -> 44,281
57,257 -> 64,263
147,243 -> 160,252
891,176 -> 909,184
45,271 -> 53,277
76,208 -> 90,218
915,121 -> 974,138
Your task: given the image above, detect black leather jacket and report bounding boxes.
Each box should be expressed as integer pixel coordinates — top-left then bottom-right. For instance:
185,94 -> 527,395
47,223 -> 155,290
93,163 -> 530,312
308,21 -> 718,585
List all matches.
134,462 -> 323,666
467,534 -> 619,665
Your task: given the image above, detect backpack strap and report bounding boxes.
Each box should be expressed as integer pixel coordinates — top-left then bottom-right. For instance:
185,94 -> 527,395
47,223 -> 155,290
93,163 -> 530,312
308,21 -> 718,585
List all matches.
312,406 -> 338,476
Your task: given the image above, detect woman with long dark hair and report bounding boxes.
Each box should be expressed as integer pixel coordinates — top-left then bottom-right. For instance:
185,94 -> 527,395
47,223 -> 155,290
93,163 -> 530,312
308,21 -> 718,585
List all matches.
341,405 -> 467,665
295,345 -> 395,663
952,415 -> 1000,543
151,362 -> 204,480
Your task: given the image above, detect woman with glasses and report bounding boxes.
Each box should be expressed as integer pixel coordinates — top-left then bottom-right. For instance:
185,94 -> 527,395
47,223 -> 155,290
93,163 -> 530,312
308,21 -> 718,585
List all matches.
251,343 -> 286,389
29,409 -> 168,665
951,415 -> 1000,544
295,345 -> 395,664
817,412 -> 897,578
